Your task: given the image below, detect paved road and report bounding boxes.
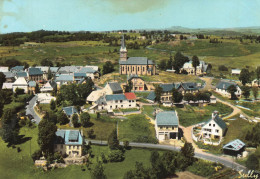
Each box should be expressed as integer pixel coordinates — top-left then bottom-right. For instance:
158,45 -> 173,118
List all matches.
87,139 -> 247,172
26,95 -> 41,124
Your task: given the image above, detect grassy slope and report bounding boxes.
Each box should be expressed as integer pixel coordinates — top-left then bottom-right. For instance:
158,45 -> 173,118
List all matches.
0,126 -> 166,179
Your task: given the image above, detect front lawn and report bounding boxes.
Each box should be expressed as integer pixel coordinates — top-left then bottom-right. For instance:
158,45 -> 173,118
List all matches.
118,114 -> 157,143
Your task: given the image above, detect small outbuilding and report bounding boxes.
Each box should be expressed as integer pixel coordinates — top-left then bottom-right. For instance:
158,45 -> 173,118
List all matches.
223,139 -> 246,157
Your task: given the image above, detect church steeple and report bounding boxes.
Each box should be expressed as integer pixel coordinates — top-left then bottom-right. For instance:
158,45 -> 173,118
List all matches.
120,35 -> 127,61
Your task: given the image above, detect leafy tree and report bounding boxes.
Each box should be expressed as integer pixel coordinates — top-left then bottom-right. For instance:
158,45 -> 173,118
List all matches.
0,72 -> 6,89
15,88 -> 24,95
123,140 -> 130,149
241,86 -> 251,99
35,83 -> 40,93
180,142 -> 195,168
72,114 -> 80,128
218,65 -> 228,71
0,109 -> 19,146
102,61 -> 114,75
150,151 -> 160,168
124,162 -> 151,179
172,88 -> 183,103
125,80 -> 133,92
227,85 -> 238,100
245,123 -> 260,147
161,151 -> 176,176
77,77 -> 94,99
87,129 -> 95,139
47,68 -> 52,80
91,161 -> 107,179
158,60 -> 167,70
108,129 -> 119,150
108,150 -> 125,162
40,58 -> 53,67
252,86 -> 258,100
57,111 -> 69,125
184,93 -> 195,103
31,149 -> 43,162
246,154 -> 259,170
154,85 -> 163,104
166,55 -> 173,70
38,118 -> 57,155
50,99 -> 56,111
80,112 -> 90,127
239,68 -> 251,85
192,55 -> 200,75
5,58 -> 21,68
173,52 -> 189,73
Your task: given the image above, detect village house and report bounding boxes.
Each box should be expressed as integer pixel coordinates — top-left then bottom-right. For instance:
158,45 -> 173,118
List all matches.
86,89 -> 106,104
78,66 -> 100,79
3,72 -> 15,82
216,81 -> 241,98
119,35 -> 156,76
36,66 -> 50,81
12,77 -> 28,93
55,74 -> 74,88
73,73 -> 86,83
147,82 -> 201,104
95,92 -> 136,111
104,82 -> 123,94
28,81 -> 37,94
155,111 -> 180,141
181,60 -> 208,75
54,129 -> 83,157
201,111 -> 227,141
16,71 -> 28,80
2,83 -> 13,90
62,106 -> 79,118
10,66 -> 24,73
40,80 -> 57,93
127,75 -> 147,91
57,66 -> 81,75
50,67 -> 60,76
28,68 -> 44,83
37,93 -> 56,104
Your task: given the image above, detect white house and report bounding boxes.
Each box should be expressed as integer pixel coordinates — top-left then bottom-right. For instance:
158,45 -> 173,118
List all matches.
201,111 -> 227,140
231,69 -> 241,75
96,92 -> 136,111
37,93 -> 56,104
86,90 -> 106,104
181,60 -> 208,75
0,66 -> 9,72
12,77 -> 28,93
216,81 -> 241,98
40,80 -> 57,92
155,111 -> 179,141
2,83 -> 13,90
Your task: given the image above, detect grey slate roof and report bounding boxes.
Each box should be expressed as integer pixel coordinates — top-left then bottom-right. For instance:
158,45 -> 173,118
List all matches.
108,82 -> 123,94
29,68 -> 43,75
16,72 -> 27,77
55,75 -> 74,82
147,91 -> 156,101
119,57 -> 154,65
28,81 -> 36,87
74,73 -> 86,77
10,66 -> 24,72
3,72 -> 15,78
55,129 -> 83,145
156,111 -> 179,126
50,67 -> 60,73
62,106 -> 79,116
79,67 -> 97,73
206,113 -> 227,130
160,83 -> 176,92
105,94 -> 126,101
216,81 -> 237,90
127,74 -> 143,81
180,82 -> 199,91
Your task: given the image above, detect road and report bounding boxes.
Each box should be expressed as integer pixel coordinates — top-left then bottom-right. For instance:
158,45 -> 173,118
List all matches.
87,139 -> 247,172
25,95 -> 41,124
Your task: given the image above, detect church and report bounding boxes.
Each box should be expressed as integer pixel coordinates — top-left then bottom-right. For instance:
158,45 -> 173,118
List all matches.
119,35 -> 156,76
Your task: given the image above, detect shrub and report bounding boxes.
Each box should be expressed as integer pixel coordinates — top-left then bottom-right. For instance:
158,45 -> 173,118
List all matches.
187,160 -> 216,177
108,150 -> 125,162
32,149 -> 42,162
218,65 -> 228,71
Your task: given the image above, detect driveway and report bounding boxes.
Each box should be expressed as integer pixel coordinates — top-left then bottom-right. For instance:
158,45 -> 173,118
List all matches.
26,95 -> 41,124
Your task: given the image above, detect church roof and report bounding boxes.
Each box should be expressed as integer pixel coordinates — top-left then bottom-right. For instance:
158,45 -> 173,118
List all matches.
119,57 -> 154,65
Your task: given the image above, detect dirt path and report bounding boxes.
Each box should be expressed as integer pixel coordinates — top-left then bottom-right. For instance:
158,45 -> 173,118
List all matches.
200,77 -> 213,91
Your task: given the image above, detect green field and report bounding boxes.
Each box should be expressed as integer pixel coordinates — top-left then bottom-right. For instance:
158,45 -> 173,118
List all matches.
118,114 -> 157,143
0,126 -> 167,179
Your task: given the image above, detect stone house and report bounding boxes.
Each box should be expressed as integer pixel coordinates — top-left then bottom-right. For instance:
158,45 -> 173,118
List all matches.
155,111 -> 179,140
181,61 -> 208,75
12,77 -> 28,93
28,68 -> 44,83
216,81 -> 241,98
54,129 -> 83,157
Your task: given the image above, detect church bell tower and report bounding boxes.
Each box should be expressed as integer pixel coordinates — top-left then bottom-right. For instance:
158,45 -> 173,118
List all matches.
120,35 -> 127,61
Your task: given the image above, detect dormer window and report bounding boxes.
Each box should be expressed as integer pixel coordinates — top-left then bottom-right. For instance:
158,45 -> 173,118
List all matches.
213,124 -> 215,127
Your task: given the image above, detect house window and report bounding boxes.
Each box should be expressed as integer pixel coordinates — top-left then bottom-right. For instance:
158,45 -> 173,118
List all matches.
120,100 -> 123,103
216,129 -> 219,133
138,67 -> 139,71
132,67 -> 134,71
172,127 -> 174,130
129,100 -> 131,103
77,146 -> 79,149
110,106 -> 112,109
129,104 -> 131,107
122,67 -> 124,71
213,124 -> 215,127
128,67 -> 129,71
132,100 -> 134,102
160,127 -> 162,129
143,67 -> 145,71
166,127 -> 168,129
116,105 -> 118,108
61,145 -> 63,149
69,145 -> 71,149
209,124 -> 211,126
121,105 -> 123,107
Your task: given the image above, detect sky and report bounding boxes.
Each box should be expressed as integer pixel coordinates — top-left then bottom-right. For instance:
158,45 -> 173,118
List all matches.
1,0 -> 260,33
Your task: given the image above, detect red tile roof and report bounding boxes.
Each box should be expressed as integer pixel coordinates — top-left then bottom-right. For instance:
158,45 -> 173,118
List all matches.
124,92 -> 136,100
